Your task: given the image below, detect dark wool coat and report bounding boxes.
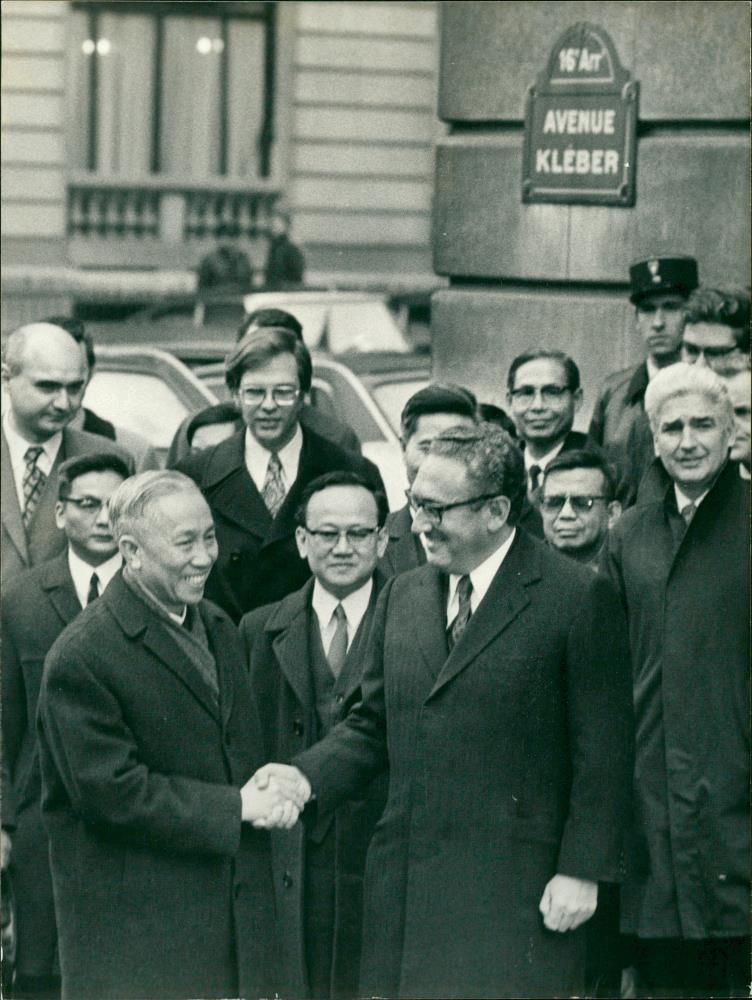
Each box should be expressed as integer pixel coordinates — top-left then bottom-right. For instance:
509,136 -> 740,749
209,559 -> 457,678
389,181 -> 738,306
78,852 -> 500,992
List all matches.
37,573 -> 279,1000
602,460 -> 750,939
295,530 -> 634,999
239,574 -> 388,998
176,428 -> 383,621
1,552 -> 82,979
378,504 -> 425,576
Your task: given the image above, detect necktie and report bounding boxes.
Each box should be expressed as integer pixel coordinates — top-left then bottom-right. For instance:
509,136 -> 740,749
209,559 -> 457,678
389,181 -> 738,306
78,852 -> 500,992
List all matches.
22,446 -> 46,528
86,572 -> 100,606
327,603 -> 348,679
528,464 -> 541,496
449,575 -> 473,649
261,452 -> 286,517
681,502 -> 697,526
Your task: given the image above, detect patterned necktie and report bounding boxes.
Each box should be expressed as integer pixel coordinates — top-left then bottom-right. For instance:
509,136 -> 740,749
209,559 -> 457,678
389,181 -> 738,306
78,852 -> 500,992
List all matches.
681,502 -> 697,526
261,452 -> 286,517
327,603 -> 348,679
449,574 -> 473,649
86,571 -> 100,606
22,446 -> 46,528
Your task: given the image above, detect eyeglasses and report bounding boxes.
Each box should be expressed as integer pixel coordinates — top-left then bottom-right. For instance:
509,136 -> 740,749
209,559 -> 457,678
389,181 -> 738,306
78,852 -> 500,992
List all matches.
238,385 -> 300,406
539,494 -> 608,514
509,385 -> 571,406
62,496 -> 108,515
405,489 -> 501,526
304,527 -> 379,548
682,342 -> 740,368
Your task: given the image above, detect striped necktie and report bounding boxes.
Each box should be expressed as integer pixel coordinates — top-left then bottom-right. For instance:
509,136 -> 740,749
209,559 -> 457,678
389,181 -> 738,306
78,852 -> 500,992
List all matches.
22,446 -> 46,528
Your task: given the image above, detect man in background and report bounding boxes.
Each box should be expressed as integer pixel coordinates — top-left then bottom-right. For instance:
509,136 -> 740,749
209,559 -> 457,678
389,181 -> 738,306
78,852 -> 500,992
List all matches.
2,452 -> 130,999
589,255 -> 699,506
681,286 -> 749,372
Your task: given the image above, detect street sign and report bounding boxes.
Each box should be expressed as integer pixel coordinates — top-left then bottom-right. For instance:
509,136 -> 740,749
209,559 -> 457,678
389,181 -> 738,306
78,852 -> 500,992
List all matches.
522,23 -> 639,206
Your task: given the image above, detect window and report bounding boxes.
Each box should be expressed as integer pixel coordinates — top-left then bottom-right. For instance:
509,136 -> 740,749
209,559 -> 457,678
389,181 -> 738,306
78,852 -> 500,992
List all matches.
69,1 -> 276,179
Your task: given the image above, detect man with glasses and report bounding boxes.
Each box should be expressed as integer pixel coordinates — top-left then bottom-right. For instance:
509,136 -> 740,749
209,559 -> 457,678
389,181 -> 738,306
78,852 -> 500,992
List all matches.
540,449 -> 622,571
681,286 -> 750,372
2,451 -> 130,999
240,471 -> 389,1000
176,327 -> 383,621
589,255 -> 699,507
1,322 -> 132,588
256,423 -> 633,998
602,364 -> 750,998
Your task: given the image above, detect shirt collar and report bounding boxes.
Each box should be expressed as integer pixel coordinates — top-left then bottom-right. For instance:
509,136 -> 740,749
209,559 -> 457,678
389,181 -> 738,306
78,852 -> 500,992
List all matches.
312,577 -> 374,634
67,548 -> 122,608
448,528 -> 517,617
123,566 -> 187,625
244,424 -> 303,488
646,355 -> 660,381
740,464 -> 751,481
3,408 -> 62,471
524,439 -> 565,472
673,484 -> 710,513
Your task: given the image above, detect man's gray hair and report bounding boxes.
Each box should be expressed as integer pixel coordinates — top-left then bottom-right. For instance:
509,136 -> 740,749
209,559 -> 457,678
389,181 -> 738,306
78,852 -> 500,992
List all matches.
644,362 -> 734,435
108,470 -> 200,542
429,422 -> 526,524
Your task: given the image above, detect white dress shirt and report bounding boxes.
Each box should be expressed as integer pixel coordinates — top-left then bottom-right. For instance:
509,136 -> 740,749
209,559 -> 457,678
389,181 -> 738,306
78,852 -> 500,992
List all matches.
3,410 -> 62,508
67,548 -> 122,608
524,439 -> 566,481
447,528 -> 517,626
312,578 -> 374,656
674,484 -> 709,516
244,425 -> 303,495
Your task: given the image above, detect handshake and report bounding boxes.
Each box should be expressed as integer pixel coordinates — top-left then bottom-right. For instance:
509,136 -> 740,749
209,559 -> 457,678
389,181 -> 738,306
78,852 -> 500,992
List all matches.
240,763 -> 312,830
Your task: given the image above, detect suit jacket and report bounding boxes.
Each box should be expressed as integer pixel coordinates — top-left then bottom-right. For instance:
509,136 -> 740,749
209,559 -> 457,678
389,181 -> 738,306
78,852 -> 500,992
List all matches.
588,363 -> 656,507
1,426 -> 131,588
295,530 -> 634,999
1,552 -> 82,978
602,460 -> 750,939
80,407 -> 159,473
378,504 -> 425,577
240,574 -> 389,999
176,427 -> 384,621
37,573 -> 278,1000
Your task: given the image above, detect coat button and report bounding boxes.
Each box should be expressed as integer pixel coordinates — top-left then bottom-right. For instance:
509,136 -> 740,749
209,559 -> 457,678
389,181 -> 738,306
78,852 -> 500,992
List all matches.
335,694 -> 344,704
292,719 -> 304,736
718,873 -> 728,882
230,551 -> 240,563
282,871 -> 293,888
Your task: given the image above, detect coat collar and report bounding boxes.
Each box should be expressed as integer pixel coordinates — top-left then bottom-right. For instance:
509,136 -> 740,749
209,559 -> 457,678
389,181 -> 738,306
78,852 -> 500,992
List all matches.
426,530 -> 542,700
1,427 -> 27,565
625,362 -> 650,405
39,550 -> 82,625
387,504 -> 413,541
102,572 -> 225,721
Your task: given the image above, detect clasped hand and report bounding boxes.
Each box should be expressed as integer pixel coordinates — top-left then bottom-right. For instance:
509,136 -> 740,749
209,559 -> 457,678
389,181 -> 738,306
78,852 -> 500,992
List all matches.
240,763 -> 312,830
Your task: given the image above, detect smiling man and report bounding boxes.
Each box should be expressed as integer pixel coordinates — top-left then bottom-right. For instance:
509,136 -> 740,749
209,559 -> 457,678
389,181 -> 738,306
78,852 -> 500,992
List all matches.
240,471 -> 389,1000
176,327 -> 383,621
2,451 -> 130,998
258,423 -> 633,998
602,364 -> 750,998
37,470 -> 298,1000
1,322 -> 131,587
589,255 -> 699,507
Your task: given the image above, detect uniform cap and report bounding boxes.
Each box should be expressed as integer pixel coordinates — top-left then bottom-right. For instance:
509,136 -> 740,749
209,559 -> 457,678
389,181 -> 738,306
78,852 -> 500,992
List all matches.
629,255 -> 699,304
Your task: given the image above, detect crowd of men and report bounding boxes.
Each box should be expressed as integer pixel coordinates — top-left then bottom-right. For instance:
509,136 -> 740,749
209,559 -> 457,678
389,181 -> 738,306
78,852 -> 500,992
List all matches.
0,254 -> 749,1000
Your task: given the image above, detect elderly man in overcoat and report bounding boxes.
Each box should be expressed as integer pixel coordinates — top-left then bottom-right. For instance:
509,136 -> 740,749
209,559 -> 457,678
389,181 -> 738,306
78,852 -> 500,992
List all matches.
37,471 -> 300,1000
260,424 -> 634,998
602,363 -> 750,997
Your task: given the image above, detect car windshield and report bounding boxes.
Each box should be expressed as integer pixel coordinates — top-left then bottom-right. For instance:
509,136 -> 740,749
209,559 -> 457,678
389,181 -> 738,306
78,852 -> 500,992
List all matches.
370,378 -> 429,434
246,300 -> 410,353
84,371 -> 193,449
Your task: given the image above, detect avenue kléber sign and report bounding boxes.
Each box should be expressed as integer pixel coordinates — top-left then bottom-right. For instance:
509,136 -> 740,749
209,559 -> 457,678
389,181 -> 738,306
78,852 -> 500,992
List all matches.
522,23 -> 639,206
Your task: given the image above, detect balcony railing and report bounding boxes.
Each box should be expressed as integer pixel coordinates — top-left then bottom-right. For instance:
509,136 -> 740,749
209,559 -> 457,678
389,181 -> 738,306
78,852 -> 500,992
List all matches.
67,173 -> 281,268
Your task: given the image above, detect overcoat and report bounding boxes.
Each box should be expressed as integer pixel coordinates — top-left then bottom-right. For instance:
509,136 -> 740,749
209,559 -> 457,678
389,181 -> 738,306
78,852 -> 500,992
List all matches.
37,573 -> 278,999
602,460 -> 750,939
176,428 -> 383,621
1,427 -> 131,587
296,529 -> 634,999
239,574 -> 388,998
378,504 -> 425,576
1,552 -> 82,979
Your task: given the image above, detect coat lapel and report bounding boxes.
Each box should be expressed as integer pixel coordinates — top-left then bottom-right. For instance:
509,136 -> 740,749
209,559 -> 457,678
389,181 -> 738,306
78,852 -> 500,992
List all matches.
1,429 -> 29,567
266,580 -> 315,710
337,571 -> 387,701
201,602 -> 236,730
412,565 -> 452,680
427,532 -> 541,701
202,432 -> 272,538
40,551 -> 83,624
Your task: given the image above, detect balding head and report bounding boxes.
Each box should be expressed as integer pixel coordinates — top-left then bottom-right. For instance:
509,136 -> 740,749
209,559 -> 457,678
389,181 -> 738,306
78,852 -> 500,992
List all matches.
2,322 -> 88,443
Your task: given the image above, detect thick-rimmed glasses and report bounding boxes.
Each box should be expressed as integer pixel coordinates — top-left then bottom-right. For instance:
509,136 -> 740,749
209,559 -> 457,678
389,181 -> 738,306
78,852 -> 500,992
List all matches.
62,496 -> 109,516
405,489 -> 501,526
238,385 -> 300,406
509,385 -> 571,407
539,494 -> 608,515
304,527 -> 379,548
